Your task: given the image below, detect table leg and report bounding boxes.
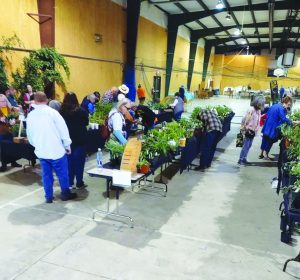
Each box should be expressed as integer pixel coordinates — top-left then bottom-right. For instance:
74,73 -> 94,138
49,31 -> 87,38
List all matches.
283,251 -> 300,272
92,179 -> 134,228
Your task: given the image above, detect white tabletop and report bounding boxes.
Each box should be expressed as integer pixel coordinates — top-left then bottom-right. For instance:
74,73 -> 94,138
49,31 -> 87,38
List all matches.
87,168 -> 145,182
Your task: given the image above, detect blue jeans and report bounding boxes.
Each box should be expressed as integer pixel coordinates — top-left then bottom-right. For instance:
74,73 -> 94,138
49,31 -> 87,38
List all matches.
239,137 -> 254,161
200,130 -> 221,167
39,154 -> 70,200
68,145 -> 86,186
174,111 -> 183,121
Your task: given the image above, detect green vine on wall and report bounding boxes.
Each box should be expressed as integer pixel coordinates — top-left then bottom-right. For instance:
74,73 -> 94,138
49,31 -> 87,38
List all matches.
12,47 -> 70,95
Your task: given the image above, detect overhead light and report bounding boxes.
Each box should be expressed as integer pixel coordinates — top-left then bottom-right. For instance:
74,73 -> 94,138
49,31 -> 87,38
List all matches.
234,29 -> 241,36
225,12 -> 231,21
216,0 -> 224,9
241,39 -> 247,44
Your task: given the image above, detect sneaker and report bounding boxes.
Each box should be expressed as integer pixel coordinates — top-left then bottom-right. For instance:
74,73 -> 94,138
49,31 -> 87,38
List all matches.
61,192 -> 78,201
0,166 -> 7,172
237,160 -> 243,165
45,198 -> 53,203
11,162 -> 22,168
243,159 -> 251,165
194,165 -> 206,171
76,182 -> 88,189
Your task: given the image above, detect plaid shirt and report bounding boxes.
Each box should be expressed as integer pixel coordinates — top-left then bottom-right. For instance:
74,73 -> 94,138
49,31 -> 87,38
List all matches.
101,90 -> 114,103
199,109 -> 222,132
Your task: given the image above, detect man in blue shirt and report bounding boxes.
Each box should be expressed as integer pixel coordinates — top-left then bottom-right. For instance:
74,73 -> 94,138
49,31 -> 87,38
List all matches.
5,87 -> 19,108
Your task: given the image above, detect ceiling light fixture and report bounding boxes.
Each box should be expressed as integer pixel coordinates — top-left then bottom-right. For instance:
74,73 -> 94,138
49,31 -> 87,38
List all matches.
225,12 -> 231,21
234,29 -> 241,36
241,39 -> 247,44
216,0 -> 224,9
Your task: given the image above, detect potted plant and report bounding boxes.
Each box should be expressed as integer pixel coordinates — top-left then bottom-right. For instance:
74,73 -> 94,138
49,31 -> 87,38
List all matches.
137,159 -> 150,174
105,139 -> 124,167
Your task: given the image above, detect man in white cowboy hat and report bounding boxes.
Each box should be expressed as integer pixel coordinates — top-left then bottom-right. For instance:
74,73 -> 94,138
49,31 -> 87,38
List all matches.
117,84 -> 129,101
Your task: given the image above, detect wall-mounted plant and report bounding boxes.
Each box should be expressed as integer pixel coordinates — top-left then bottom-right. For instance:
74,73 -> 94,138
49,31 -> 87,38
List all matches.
12,47 -> 70,97
0,34 -> 24,94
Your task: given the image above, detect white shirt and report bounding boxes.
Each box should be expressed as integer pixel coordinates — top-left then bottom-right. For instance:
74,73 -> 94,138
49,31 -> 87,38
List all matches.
26,104 -> 72,160
108,108 -> 125,131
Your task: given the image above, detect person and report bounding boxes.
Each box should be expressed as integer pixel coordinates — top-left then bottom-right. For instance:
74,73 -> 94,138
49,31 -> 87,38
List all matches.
48,100 -> 61,111
195,108 -> 222,171
26,92 -> 77,203
0,115 -> 22,172
238,98 -> 264,166
81,91 -> 100,108
5,87 -> 20,110
170,92 -> 184,121
259,96 -> 293,160
23,85 -> 34,113
108,98 -> 131,145
136,84 -> 146,104
279,86 -> 285,102
0,93 -> 12,117
81,93 -> 96,114
132,104 -> 157,134
101,86 -> 119,103
60,92 -> 89,189
178,85 -> 185,100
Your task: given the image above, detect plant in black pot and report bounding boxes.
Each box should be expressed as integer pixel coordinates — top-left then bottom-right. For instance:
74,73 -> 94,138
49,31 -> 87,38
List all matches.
105,139 -> 124,167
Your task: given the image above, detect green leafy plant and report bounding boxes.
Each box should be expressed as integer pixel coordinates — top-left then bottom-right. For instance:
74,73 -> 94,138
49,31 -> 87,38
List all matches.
105,139 -> 125,159
11,123 -> 26,137
7,111 -> 19,120
92,102 -> 113,124
12,47 -> 70,96
0,58 -> 8,94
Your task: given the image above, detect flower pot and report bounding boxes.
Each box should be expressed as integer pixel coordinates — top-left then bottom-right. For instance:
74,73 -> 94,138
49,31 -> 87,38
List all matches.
284,139 -> 292,149
179,137 -> 186,147
138,164 -> 150,174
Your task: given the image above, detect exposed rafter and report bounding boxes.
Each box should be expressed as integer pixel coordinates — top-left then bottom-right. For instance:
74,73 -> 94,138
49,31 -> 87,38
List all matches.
215,41 -> 300,54
195,0 -> 236,45
223,0 -> 249,45
247,0 -> 261,44
167,1 -> 300,26
190,20 -> 297,40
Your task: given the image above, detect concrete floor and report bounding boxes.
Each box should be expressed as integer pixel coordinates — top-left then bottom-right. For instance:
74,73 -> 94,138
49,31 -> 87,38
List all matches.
0,96 -> 300,279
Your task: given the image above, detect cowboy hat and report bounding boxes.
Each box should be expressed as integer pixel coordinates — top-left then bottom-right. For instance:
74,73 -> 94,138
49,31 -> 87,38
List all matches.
118,84 -> 129,94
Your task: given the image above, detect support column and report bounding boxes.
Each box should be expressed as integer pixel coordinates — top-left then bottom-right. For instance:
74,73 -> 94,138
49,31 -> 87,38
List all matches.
37,0 -> 55,98
187,34 -> 198,91
124,0 -> 141,101
202,42 -> 212,83
37,0 -> 55,47
165,21 -> 178,96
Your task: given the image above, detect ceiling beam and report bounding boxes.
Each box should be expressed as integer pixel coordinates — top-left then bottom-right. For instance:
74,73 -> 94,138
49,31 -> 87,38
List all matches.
168,0 -> 300,26
195,0 -> 236,46
190,19 -> 296,39
215,41 -> 300,54
248,0 -> 261,44
223,0 -> 249,46
208,32 -> 300,46
268,0 -> 275,51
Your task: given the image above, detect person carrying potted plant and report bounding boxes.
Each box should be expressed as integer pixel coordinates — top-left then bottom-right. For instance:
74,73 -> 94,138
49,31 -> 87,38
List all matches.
238,97 -> 264,166
60,92 -> 89,189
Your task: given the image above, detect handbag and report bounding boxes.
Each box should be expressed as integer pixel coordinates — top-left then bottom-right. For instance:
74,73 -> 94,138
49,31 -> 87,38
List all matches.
245,129 -> 255,139
236,131 -> 243,147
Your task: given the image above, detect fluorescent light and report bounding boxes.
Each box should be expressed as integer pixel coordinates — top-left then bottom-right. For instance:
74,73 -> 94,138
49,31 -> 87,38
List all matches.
234,29 -> 241,36
216,0 -> 224,9
225,13 -> 231,20
241,39 -> 247,44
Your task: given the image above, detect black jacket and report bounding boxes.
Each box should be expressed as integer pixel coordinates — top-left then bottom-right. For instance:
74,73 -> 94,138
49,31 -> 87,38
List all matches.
61,108 -> 89,147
